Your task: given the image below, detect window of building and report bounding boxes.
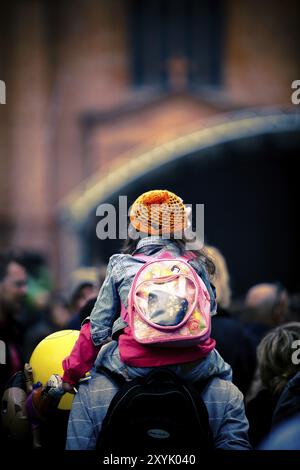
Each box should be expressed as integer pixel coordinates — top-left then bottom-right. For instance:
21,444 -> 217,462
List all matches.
128,0 -> 224,90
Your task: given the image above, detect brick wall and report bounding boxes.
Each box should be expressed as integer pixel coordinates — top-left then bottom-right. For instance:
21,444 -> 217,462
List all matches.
0,0 -> 299,286
225,0 -> 300,105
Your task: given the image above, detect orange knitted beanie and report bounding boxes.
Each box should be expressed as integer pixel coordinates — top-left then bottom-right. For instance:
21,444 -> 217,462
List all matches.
129,189 -> 187,235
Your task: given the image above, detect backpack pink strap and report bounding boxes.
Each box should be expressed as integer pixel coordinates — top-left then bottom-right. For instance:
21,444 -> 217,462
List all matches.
156,249 -> 196,262
133,250 -> 196,264
157,250 -> 174,260
182,251 -> 197,261
120,300 -> 129,322
133,250 -> 174,262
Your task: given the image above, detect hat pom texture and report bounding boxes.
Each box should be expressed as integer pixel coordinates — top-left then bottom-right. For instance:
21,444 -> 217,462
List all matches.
130,190 -> 187,235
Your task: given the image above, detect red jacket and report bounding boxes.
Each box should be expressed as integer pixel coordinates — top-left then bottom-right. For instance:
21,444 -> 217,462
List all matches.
62,321 -> 215,385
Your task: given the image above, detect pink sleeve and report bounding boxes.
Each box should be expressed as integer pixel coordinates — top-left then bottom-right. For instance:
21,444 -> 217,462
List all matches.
62,322 -> 99,385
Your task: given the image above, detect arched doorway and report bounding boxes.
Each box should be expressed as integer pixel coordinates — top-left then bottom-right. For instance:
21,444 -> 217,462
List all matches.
61,110 -> 300,297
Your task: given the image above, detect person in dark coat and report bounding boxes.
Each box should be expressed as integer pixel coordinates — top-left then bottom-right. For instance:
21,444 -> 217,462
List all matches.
241,282 -> 289,350
205,246 -> 256,395
67,267 -> 106,330
22,294 -> 71,361
246,322 -> 300,448
0,251 -> 28,393
271,370 -> 300,427
68,297 -> 97,331
259,413 -> 300,450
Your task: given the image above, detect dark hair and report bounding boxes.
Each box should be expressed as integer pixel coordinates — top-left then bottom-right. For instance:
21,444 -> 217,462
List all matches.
257,322 -> 300,396
79,297 -> 97,324
0,250 -> 26,282
122,235 -> 215,277
70,282 -> 94,306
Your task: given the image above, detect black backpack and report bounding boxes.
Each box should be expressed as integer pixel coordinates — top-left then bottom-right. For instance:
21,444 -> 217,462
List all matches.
96,367 -> 214,454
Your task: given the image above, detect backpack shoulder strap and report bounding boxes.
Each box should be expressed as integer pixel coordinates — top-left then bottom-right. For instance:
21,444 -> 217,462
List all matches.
188,377 -> 214,449
156,250 -> 175,260
97,366 -> 127,387
132,253 -> 152,262
182,251 -> 197,261
133,250 -> 175,262
192,377 -> 212,395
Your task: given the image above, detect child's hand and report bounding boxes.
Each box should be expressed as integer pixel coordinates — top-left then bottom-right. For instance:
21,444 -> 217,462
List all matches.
62,381 -> 77,394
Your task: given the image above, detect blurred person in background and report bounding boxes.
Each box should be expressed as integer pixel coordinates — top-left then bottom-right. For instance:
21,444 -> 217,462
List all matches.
259,413 -> 300,450
75,296 -> 97,328
69,282 -> 96,316
205,246 -> 256,395
22,294 -> 71,361
19,252 -> 51,318
0,251 -> 28,393
67,266 -> 106,330
287,293 -> 300,322
246,322 -> 300,448
243,283 -> 289,411
241,282 -> 289,350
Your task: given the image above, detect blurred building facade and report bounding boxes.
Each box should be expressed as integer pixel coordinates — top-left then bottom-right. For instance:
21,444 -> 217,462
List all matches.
0,0 -> 299,291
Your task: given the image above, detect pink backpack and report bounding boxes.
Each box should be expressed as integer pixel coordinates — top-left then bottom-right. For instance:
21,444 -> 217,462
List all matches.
126,251 -> 211,348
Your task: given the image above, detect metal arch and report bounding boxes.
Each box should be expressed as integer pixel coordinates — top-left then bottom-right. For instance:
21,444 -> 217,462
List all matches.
58,108 -> 300,227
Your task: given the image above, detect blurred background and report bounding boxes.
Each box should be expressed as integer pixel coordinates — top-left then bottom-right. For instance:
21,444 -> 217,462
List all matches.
1,1 -> 300,451
0,0 -> 300,300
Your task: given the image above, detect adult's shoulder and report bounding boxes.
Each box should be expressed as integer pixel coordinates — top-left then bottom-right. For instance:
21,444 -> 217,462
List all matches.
204,376 -> 243,402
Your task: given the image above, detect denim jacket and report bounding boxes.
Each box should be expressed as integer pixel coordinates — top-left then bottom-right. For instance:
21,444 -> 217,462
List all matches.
90,236 -> 217,347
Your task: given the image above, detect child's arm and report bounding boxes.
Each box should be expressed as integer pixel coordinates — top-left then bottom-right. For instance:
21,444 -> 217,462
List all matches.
63,256 -> 121,391
89,255 -> 120,346
62,322 -> 100,389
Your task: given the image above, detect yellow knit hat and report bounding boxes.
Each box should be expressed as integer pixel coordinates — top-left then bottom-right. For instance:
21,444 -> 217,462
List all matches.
130,189 -> 187,235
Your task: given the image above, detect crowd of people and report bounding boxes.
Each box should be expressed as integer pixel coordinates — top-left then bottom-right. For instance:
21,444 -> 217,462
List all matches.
1,190 -> 300,451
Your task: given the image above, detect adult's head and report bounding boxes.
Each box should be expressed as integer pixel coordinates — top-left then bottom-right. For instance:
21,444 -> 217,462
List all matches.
244,283 -> 288,327
49,294 -> 71,328
0,251 -> 27,314
257,322 -> 300,396
69,266 -> 102,315
69,282 -> 97,314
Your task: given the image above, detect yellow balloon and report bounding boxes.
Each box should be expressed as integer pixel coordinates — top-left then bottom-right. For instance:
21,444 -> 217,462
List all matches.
29,330 -> 80,410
